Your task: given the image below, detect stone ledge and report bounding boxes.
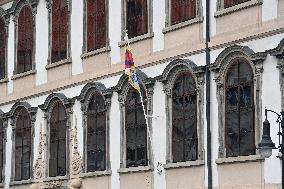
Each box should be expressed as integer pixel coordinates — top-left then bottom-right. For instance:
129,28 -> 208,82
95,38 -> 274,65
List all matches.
79,170 -> 111,178
43,175 -> 69,182
0,78 -> 9,84
11,69 -> 36,80
164,159 -> 205,170
117,165 -> 153,174
162,16 -> 203,34
9,179 -> 32,186
216,155 -> 264,165
46,58 -> 72,70
118,32 -> 154,47
81,46 -> 111,59
214,0 -> 263,18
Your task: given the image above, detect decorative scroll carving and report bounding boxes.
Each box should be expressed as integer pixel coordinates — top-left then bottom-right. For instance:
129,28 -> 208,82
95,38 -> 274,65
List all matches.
33,124 -> 46,180
41,181 -> 63,189
71,117 -> 82,176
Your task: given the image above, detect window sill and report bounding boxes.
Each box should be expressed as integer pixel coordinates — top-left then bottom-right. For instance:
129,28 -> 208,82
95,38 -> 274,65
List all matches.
216,155 -> 264,165
11,69 -> 36,80
43,175 -> 69,182
79,170 -> 111,178
118,32 -> 154,47
164,160 -> 205,170
214,0 -> 263,18
162,17 -> 203,34
9,179 -> 32,186
0,77 -> 9,84
117,165 -> 153,174
46,58 -> 72,70
81,46 -> 111,59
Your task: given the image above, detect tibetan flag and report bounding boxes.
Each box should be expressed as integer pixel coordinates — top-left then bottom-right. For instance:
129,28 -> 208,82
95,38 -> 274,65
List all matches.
124,47 -> 140,92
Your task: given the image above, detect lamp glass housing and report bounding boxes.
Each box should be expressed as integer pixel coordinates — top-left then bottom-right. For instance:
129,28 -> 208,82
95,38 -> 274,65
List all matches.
259,146 -> 273,158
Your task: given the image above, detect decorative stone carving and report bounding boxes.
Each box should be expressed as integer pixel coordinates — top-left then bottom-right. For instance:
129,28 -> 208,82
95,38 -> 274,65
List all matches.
33,124 -> 46,180
71,117 -> 82,176
69,178 -> 82,189
42,180 -> 63,189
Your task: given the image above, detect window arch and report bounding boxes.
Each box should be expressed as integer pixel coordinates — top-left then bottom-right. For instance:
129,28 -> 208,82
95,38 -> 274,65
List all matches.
170,0 -> 196,25
51,0 -> 69,63
49,101 -> 67,177
225,59 -> 255,157
14,108 -> 32,181
172,72 -> 197,162
0,16 -> 6,80
86,0 -> 107,52
17,6 -> 33,74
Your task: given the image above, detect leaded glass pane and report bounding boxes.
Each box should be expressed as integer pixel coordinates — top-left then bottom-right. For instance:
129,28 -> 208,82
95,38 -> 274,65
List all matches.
171,0 -> 196,25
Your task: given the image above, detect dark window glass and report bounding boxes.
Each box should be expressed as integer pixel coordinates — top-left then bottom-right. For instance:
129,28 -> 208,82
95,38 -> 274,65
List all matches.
49,102 -> 67,177
0,118 -> 4,182
87,94 -> 106,172
171,0 -> 196,25
224,0 -> 250,8
172,72 -> 197,162
51,0 -> 68,63
225,60 -> 255,157
0,17 -> 6,80
87,0 -> 106,51
126,0 -> 148,39
125,87 -> 148,167
17,6 -> 33,74
15,108 -> 31,181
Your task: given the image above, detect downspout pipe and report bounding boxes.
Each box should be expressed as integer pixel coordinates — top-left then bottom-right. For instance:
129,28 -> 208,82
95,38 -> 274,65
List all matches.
205,0 -> 212,189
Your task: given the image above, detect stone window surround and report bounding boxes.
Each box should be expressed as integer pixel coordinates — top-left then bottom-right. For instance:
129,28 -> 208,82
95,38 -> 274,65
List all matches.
163,0 -> 203,34
0,7 -> 10,83
10,0 -> 38,76
210,45 -> 266,161
115,71 -> 155,173
157,59 -> 205,169
120,0 -> 153,44
77,82 -> 113,177
81,0 -> 111,59
45,0 -> 72,67
215,0 -> 263,18
0,110 -> 7,186
4,102 -> 38,185
39,93 -> 75,181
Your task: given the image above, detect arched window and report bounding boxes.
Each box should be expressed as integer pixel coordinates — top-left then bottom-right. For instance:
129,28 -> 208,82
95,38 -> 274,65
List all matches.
49,101 -> 67,177
0,117 -> 4,182
0,17 -> 6,80
172,72 -> 197,162
224,0 -> 249,8
86,93 -> 106,172
14,108 -> 32,181
87,0 -> 106,52
17,6 -> 33,74
225,60 -> 255,157
51,0 -> 68,63
171,0 -> 196,25
125,87 -> 148,167
126,0 -> 148,39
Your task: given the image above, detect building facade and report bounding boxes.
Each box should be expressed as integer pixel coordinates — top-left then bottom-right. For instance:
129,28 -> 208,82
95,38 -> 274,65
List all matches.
0,0 -> 283,188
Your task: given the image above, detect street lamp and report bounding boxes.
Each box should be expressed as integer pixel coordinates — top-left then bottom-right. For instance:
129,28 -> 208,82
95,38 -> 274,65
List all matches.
257,108 -> 283,188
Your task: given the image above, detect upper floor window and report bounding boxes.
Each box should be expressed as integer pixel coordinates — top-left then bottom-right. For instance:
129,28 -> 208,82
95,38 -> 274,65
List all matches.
225,60 -> 255,157
17,6 -> 33,74
224,0 -> 250,8
86,0 -> 107,52
126,0 -> 148,39
86,93 -> 107,172
0,117 -> 4,183
171,0 -> 196,25
172,72 -> 197,162
51,0 -> 68,63
14,108 -> 32,181
49,101 -> 67,177
0,17 -> 6,80
125,87 -> 148,167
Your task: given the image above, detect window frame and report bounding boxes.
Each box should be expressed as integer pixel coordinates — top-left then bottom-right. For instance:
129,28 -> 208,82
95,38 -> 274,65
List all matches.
6,102 -> 37,184
159,59 -> 205,167
116,73 -> 155,171
210,45 -> 265,161
0,110 -> 7,185
10,0 -> 38,76
77,82 -> 113,176
0,8 -> 9,82
46,0 -> 72,66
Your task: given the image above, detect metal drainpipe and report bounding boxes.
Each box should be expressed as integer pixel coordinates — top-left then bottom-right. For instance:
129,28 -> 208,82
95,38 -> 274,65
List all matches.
205,0 -> 212,189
